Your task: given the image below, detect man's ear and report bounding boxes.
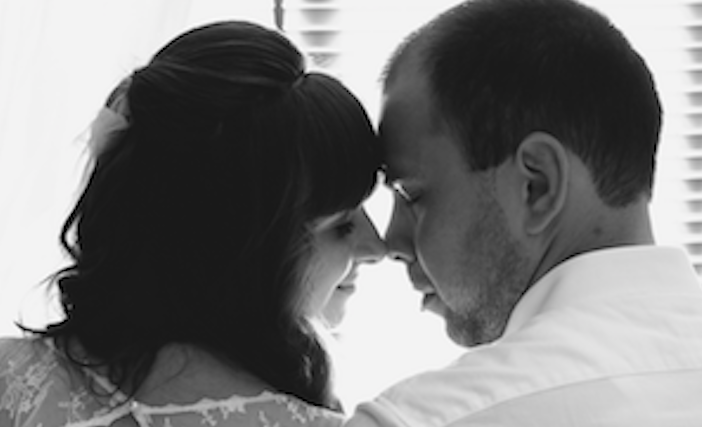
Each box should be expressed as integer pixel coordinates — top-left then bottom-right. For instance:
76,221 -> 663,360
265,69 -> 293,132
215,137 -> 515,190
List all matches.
515,132 -> 569,236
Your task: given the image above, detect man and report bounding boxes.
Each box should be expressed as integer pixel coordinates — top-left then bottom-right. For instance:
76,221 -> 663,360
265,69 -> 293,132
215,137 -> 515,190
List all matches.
347,0 -> 702,425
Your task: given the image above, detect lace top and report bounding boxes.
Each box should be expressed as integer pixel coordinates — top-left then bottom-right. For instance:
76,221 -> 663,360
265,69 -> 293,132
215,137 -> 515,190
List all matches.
0,337 -> 344,427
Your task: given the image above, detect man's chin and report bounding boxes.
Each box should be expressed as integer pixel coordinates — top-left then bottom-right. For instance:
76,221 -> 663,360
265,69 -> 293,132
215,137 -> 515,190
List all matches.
444,310 -> 507,348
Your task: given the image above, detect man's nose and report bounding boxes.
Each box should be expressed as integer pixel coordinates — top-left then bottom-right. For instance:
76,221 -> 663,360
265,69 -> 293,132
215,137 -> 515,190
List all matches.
355,209 -> 387,264
384,200 -> 414,264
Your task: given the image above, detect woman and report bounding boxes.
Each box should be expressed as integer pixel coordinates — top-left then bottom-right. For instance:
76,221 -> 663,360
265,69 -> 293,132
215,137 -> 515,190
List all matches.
0,21 -> 385,427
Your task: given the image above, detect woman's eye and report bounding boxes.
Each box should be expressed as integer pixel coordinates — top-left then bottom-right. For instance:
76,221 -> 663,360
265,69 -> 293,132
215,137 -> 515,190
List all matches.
334,221 -> 355,237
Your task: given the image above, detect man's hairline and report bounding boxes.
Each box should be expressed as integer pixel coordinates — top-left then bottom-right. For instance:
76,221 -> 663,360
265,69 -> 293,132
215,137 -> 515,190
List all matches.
381,28 -> 511,188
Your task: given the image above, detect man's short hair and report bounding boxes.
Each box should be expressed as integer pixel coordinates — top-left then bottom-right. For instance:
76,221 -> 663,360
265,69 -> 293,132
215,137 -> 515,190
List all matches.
384,0 -> 662,207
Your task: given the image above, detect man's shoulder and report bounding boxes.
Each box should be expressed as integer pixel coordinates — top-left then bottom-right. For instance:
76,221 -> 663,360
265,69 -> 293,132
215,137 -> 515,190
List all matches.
347,343 -> 535,427
349,293 -> 702,427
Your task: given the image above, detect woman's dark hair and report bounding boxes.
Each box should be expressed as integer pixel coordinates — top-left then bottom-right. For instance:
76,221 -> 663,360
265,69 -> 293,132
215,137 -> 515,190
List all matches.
22,21 -> 379,410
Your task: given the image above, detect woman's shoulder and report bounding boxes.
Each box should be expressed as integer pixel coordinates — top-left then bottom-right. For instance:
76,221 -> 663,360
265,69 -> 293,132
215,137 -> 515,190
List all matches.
0,335 -> 113,427
0,338 -> 346,427
0,335 -> 54,372
133,391 -> 345,427
225,391 -> 345,427
0,336 -> 64,423
269,395 -> 345,427
125,343 -> 346,426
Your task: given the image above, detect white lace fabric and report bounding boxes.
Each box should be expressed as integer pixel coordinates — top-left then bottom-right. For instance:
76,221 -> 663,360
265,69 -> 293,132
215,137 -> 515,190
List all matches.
0,337 -> 344,427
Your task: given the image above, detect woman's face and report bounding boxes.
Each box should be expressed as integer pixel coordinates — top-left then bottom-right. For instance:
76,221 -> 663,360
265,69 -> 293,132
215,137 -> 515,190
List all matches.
303,207 -> 386,328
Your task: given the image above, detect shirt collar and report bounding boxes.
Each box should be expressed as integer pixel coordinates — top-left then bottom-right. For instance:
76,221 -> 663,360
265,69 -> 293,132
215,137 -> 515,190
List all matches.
503,245 -> 702,338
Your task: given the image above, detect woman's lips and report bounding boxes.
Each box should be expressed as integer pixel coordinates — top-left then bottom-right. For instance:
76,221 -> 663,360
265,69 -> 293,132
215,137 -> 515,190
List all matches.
336,270 -> 358,293
336,282 -> 357,294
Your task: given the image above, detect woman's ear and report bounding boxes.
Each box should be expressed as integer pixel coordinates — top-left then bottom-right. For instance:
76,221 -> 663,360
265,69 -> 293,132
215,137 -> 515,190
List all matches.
515,132 -> 569,236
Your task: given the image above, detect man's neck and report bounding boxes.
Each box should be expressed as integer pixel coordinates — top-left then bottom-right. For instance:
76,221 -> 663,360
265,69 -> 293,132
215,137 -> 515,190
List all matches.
531,199 -> 654,287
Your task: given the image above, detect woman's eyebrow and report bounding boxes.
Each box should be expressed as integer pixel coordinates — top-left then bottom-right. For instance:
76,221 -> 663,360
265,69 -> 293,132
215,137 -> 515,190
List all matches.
311,211 -> 350,231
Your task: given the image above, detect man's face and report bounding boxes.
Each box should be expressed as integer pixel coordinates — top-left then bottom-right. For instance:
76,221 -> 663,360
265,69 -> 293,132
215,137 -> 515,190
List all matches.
380,66 -> 533,347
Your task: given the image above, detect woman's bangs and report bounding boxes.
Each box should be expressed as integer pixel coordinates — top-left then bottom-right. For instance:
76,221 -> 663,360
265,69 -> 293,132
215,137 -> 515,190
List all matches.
298,74 -> 380,216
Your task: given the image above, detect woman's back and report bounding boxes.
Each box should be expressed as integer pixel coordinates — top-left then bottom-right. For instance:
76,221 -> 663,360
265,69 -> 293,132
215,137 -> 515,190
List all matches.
0,337 -> 344,427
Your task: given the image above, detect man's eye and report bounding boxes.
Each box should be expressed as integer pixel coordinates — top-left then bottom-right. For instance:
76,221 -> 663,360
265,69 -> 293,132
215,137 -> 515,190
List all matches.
392,182 -> 417,204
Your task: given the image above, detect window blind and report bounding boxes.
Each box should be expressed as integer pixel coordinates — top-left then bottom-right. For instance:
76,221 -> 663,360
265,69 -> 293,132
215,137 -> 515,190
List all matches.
278,0 -> 344,74
681,1 -> 702,273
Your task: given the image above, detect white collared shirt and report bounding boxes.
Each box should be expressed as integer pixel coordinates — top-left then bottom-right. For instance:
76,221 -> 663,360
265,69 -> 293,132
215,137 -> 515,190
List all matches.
346,246 -> 702,427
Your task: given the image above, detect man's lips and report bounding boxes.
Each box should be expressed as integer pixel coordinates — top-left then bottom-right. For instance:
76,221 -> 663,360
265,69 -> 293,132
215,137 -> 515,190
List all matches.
408,265 -> 434,293
407,265 -> 443,313
421,293 -> 439,311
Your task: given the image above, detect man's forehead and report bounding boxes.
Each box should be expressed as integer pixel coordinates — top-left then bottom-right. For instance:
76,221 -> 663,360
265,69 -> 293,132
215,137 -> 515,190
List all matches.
378,103 -> 408,179
379,85 -> 439,171
378,123 -> 424,186
378,82 -> 420,147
